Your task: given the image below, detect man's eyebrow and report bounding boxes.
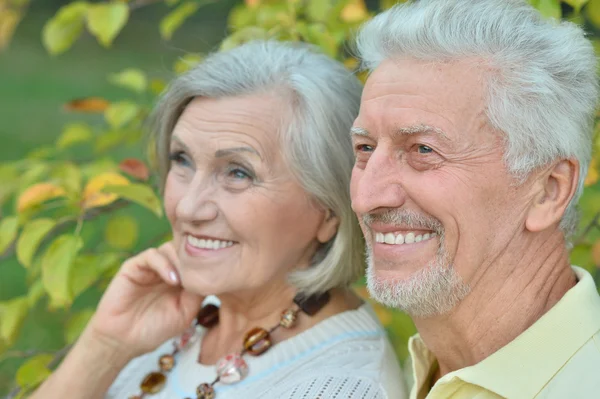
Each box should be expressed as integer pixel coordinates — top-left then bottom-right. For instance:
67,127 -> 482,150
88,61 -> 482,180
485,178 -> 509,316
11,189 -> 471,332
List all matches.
350,126 -> 370,137
393,124 -> 450,141
215,146 -> 262,160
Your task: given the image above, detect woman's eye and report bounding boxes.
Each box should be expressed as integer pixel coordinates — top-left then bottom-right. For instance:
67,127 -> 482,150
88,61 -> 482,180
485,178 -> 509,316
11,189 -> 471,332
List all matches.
227,165 -> 253,181
168,151 -> 191,167
417,145 -> 434,154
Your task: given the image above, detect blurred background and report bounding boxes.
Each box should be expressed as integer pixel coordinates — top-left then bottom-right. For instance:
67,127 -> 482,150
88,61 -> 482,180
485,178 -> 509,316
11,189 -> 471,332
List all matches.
1,0 -> 599,396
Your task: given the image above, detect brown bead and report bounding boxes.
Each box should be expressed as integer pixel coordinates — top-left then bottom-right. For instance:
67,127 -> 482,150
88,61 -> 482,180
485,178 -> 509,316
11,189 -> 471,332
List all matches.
159,354 -> 175,371
280,308 -> 298,328
196,382 -> 215,399
293,291 -> 330,316
196,304 -> 219,328
128,396 -> 143,399
140,371 -> 166,394
243,327 -> 272,356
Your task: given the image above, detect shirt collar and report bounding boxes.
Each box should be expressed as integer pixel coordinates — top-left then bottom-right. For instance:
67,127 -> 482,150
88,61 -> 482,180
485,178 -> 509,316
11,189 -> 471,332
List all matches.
409,266 -> 600,399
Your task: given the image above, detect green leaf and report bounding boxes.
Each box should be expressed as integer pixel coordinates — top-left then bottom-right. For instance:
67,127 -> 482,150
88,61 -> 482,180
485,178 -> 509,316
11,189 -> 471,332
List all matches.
536,0 -> 561,18
173,53 -> 203,74
108,68 -> 148,93
71,253 -> 122,298
105,215 -> 138,250
86,2 -> 129,47
563,0 -> 589,12
65,309 -> 95,344
228,4 -> 257,30
41,234 -> 83,309
159,1 -> 200,40
16,354 -> 53,389
0,296 -> 28,346
16,218 -> 56,269
220,27 -> 269,51
306,0 -> 334,22
42,2 -> 88,55
27,280 -> 45,308
104,101 -> 140,129
0,164 -> 19,206
51,162 -> 83,195
102,183 -> 163,217
56,122 -> 93,150
0,216 -> 19,253
80,158 -> 118,179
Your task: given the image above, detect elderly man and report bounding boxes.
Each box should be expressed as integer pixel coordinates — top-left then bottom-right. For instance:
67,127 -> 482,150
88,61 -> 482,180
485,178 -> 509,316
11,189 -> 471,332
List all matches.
351,0 -> 600,398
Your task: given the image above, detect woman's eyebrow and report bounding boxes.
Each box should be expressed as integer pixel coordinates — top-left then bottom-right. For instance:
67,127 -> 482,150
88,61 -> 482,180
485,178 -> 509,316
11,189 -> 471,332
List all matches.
215,147 -> 262,160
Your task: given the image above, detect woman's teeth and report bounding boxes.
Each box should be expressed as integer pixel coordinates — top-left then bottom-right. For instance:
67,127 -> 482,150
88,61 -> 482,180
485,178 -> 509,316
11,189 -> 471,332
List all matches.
187,235 -> 234,250
375,232 -> 436,245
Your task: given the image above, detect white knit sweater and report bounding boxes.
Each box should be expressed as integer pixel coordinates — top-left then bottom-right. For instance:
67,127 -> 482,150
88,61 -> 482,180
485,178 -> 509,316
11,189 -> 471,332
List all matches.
106,303 -> 407,398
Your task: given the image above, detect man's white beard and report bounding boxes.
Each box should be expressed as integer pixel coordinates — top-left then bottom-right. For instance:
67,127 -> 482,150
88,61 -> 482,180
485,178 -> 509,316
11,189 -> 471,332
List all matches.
365,231 -> 470,318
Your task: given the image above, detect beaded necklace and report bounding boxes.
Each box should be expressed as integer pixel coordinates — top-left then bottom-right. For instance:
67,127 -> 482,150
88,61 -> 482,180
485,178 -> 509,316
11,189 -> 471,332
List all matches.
129,292 -> 330,399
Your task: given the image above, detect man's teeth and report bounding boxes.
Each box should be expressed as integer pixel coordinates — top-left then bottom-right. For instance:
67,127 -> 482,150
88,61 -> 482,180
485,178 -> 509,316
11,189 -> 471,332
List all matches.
375,231 -> 436,245
187,235 -> 234,250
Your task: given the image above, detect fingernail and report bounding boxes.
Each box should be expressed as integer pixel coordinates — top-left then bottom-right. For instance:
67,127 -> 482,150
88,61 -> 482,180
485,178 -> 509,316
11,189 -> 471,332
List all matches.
169,271 -> 179,283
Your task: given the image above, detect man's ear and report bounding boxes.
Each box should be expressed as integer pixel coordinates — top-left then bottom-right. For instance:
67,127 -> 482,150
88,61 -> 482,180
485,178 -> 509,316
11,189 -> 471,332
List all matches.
316,209 -> 340,243
525,159 -> 579,232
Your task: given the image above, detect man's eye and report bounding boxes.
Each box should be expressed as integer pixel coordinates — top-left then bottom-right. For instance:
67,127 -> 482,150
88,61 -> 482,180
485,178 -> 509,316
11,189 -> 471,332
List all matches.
417,145 -> 434,154
356,144 -> 374,152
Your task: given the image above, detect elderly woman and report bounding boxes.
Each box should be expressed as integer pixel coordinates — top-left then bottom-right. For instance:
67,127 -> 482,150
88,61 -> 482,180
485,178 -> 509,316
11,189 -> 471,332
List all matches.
31,41 -> 406,399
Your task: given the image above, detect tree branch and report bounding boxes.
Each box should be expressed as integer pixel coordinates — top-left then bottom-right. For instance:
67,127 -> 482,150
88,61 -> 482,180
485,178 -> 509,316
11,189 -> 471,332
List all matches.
0,200 -> 130,262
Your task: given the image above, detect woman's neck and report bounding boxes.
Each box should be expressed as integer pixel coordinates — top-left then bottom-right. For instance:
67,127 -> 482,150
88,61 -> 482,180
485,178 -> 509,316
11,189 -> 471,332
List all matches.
198,285 -> 362,364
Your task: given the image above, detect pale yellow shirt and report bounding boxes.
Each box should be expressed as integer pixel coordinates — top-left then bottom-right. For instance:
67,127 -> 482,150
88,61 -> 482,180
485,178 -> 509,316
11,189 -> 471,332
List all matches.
408,266 -> 600,399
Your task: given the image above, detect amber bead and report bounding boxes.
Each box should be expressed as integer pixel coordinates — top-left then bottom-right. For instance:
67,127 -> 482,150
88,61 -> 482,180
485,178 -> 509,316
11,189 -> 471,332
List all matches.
140,371 -> 166,394
196,383 -> 215,399
243,327 -> 272,356
128,396 -> 143,399
159,354 -> 175,371
293,291 -> 330,316
280,308 -> 298,328
196,304 -> 219,328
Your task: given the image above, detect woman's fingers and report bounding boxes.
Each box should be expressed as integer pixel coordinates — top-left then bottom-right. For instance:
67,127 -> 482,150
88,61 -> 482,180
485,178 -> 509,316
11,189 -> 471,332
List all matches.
157,242 -> 181,284
121,248 -> 179,287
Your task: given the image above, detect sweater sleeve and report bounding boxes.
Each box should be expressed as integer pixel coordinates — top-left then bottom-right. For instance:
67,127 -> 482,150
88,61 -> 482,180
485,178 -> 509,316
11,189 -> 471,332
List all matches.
274,375 -> 387,399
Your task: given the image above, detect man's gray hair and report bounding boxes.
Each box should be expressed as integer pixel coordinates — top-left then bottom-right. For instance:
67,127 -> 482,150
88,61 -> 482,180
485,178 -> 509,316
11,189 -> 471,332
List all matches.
356,0 -> 598,238
151,40 -> 365,296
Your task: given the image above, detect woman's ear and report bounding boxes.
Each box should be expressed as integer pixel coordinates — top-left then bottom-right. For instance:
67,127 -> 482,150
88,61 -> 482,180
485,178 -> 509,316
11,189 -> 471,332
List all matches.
316,209 -> 340,243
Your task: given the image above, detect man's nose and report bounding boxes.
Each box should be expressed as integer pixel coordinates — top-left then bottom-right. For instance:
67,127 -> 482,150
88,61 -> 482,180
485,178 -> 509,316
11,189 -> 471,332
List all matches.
351,148 -> 408,216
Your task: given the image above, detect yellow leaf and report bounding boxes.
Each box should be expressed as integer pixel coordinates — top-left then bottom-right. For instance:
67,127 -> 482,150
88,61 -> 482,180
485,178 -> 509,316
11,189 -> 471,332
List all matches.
16,218 -> 56,269
64,96 -> 110,113
105,215 -> 138,250
102,183 -> 163,217
0,296 -> 28,346
173,53 -> 203,74
589,0 -> 600,32
585,157 -> 599,187
16,183 -> 67,213
149,78 -> 167,95
16,354 -> 53,389
228,4 -> 257,30
42,2 -> 88,55
219,26 -> 269,51
41,234 -> 83,309
65,309 -> 95,344
86,2 -> 129,47
104,101 -> 139,129
0,216 -> 18,254
160,1 -> 200,40
108,68 -> 147,93
341,0 -> 368,23
82,172 -> 129,209
372,303 -> 393,326
56,122 -> 93,149
0,8 -> 21,50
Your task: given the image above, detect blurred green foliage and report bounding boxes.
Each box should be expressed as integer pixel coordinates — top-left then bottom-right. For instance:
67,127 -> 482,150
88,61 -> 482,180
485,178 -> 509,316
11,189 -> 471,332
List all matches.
0,0 -> 599,396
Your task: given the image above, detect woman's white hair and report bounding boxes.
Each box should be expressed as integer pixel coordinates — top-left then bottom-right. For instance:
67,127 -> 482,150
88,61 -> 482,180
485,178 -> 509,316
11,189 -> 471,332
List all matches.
151,40 -> 364,296
356,0 -> 598,238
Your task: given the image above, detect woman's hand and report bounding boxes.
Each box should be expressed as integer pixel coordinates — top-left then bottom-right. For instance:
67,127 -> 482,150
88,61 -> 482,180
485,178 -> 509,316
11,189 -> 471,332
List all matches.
83,241 -> 204,358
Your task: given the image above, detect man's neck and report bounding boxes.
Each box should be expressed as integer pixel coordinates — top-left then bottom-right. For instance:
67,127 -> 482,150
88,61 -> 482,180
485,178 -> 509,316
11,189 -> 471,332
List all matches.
414,231 -> 577,377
